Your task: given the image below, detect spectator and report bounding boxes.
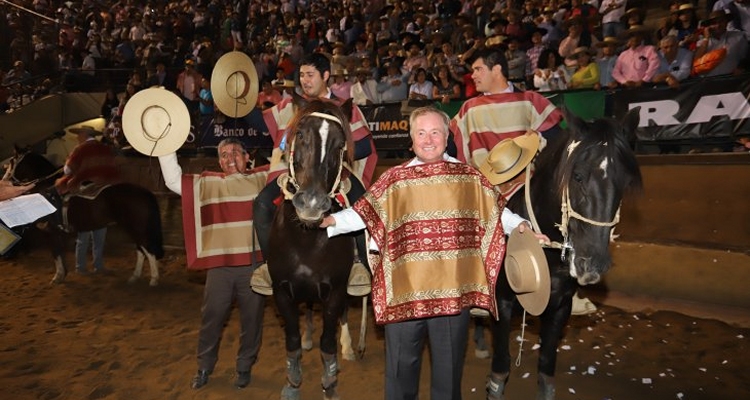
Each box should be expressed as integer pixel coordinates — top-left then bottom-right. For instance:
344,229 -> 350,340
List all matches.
538,7 -> 565,48
329,68 -> 353,100
600,0 -> 627,38
402,40 -> 429,75
176,59 -> 203,118
377,61 -> 410,102
158,138 -> 266,390
350,67 -> 380,105
54,126 -> 120,275
320,106 -> 546,400
505,37 -> 529,87
432,64 -> 462,103
559,16 -> 597,72
3,61 -> 31,85
198,77 -> 214,127
611,25 -> 660,88
525,27 -> 549,88
595,36 -> 623,89
669,3 -> 702,50
257,79 -> 283,110
534,48 -> 570,91
653,35 -> 694,87
408,67 -> 434,100
694,10 -> 749,76
147,61 -> 175,90
656,2 -> 683,43
101,88 -> 120,118
568,46 -> 601,89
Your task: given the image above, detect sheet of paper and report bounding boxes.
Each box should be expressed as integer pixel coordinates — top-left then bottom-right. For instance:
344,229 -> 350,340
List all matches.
0,193 -> 57,228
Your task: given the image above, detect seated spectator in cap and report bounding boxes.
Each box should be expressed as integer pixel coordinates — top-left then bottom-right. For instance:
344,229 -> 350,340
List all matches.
504,37 -> 529,86
377,61 -> 410,102
559,16 -> 599,71
350,67 -> 380,105
534,48 -> 570,91
653,35 -> 693,88
403,41 -> 429,76
329,68 -> 353,100
611,25 -> 660,88
595,36 -> 623,89
712,0 -> 750,37
694,10 -> 748,77
408,68 -> 434,100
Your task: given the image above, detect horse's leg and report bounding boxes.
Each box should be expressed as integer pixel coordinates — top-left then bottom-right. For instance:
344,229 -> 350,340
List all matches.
145,250 -> 159,286
487,295 -> 515,400
320,295 -> 346,400
339,305 -> 355,361
276,292 -> 303,400
535,279 -> 576,400
128,250 -> 145,284
43,224 -> 66,285
302,304 -> 314,351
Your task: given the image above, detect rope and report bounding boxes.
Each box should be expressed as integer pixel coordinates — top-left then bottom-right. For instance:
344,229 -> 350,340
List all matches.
514,311 -> 527,367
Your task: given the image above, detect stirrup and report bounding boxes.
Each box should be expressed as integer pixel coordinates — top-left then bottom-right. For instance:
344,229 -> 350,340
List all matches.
470,307 -> 490,318
347,262 -> 371,296
250,263 -> 273,295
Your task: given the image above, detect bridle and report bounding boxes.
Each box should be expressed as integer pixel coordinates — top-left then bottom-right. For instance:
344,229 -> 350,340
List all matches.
278,111 -> 348,201
4,153 -> 63,186
523,162 -> 621,267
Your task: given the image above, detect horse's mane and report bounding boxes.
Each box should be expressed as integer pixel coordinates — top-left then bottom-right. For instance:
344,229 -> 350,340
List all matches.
285,100 -> 355,166
535,115 -> 643,199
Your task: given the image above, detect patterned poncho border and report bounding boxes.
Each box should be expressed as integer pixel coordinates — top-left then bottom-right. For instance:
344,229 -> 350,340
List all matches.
354,161 -> 506,324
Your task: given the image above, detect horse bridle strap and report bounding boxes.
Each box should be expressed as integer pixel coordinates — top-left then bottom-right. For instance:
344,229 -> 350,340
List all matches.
280,135 -> 347,200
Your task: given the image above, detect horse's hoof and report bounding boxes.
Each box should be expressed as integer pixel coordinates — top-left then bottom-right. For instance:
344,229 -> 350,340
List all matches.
281,384 -> 301,400
127,275 -> 138,284
50,274 -> 65,285
149,278 -> 158,287
341,349 -> 356,361
475,348 -> 491,359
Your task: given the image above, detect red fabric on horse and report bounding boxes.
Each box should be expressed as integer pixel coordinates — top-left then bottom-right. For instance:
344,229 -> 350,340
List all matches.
181,165 -> 268,270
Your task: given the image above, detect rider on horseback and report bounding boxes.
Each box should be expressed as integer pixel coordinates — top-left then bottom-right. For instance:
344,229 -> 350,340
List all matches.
250,53 -> 378,297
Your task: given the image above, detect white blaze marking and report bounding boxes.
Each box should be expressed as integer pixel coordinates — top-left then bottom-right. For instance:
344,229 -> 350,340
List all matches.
567,140 -> 581,157
319,120 -> 330,162
599,157 -> 609,179
296,264 -> 314,277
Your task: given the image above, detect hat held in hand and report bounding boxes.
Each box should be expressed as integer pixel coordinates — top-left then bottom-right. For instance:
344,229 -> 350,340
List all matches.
505,227 -> 550,316
479,131 -> 540,185
211,51 -> 259,118
122,87 -> 191,157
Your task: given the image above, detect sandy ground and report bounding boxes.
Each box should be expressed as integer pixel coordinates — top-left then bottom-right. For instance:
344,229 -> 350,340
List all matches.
1,225 -> 749,400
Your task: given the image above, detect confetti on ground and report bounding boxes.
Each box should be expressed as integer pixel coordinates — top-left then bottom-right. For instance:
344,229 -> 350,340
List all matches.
587,366 -> 596,375
722,360 -> 728,364
642,378 -> 652,384
677,393 -> 684,399
532,343 -> 540,350
570,366 -> 577,371
561,345 -> 571,350
568,388 -> 576,394
699,367 -> 707,372
738,334 -> 744,339
521,372 -> 530,379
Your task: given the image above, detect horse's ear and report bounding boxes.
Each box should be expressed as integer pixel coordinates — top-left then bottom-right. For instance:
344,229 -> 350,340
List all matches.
621,106 -> 641,143
561,106 -> 586,138
340,98 -> 353,122
292,91 -> 308,110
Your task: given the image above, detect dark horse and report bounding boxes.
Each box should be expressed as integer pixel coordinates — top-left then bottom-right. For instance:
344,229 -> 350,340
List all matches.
4,148 -> 164,286
268,98 -> 357,400
487,108 -> 643,400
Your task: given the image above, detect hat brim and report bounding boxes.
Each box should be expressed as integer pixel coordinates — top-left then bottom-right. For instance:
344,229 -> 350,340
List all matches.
211,51 -> 259,118
506,228 -> 550,316
69,127 -> 103,136
478,132 -> 540,185
122,88 -> 191,157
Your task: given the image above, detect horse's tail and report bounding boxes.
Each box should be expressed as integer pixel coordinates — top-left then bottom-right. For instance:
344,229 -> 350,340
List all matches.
146,193 -> 165,260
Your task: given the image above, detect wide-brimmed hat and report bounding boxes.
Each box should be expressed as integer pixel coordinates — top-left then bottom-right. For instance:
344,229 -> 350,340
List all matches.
505,227 -> 550,316
331,68 -> 349,77
702,10 -> 731,25
677,3 -> 695,14
478,131 -> 540,185
571,46 -> 595,58
211,51 -> 259,118
620,24 -> 651,38
354,67 -> 372,76
122,87 -> 191,157
69,125 -> 103,136
596,36 -> 622,47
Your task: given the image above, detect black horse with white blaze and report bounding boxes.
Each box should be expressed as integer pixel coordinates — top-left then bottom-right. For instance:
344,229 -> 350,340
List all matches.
487,108 -> 643,400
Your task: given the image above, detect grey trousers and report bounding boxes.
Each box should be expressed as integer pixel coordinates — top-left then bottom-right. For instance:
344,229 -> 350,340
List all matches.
196,266 -> 265,372
384,309 -> 470,400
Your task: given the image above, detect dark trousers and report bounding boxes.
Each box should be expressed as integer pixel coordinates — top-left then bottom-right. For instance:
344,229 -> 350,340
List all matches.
253,175 -> 367,262
196,266 -> 266,372
384,309 -> 470,400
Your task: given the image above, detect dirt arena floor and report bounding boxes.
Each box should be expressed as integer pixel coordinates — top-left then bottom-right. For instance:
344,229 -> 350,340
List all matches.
1,225 -> 749,400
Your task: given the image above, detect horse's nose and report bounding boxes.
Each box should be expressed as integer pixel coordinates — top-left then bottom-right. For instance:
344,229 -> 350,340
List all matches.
292,191 -> 331,223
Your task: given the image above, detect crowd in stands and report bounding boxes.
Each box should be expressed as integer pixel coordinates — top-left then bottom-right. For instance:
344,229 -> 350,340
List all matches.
1,0 -> 749,124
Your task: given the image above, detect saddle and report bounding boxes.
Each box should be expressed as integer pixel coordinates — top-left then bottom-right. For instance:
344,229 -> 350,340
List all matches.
54,182 -> 113,232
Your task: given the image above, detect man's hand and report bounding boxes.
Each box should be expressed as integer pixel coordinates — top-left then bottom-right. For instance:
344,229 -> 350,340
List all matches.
0,182 -> 34,201
319,215 -> 336,228
517,221 -> 550,245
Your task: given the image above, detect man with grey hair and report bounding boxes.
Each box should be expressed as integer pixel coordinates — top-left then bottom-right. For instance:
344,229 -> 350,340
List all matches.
653,35 -> 694,88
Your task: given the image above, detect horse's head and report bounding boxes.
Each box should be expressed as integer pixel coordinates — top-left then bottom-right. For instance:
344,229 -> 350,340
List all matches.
283,97 -> 354,225
3,146 -> 59,187
556,108 -> 642,285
